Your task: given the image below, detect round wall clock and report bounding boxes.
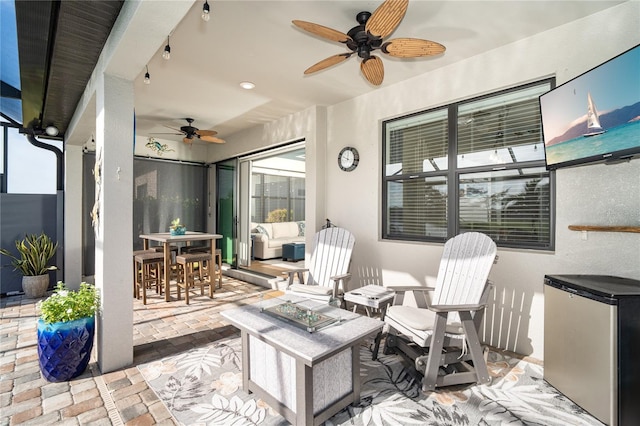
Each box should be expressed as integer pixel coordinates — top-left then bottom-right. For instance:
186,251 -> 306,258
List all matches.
338,147 -> 359,172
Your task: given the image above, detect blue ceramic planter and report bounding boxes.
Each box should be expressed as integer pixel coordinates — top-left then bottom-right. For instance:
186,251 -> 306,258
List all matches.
37,316 -> 95,382
170,226 -> 186,236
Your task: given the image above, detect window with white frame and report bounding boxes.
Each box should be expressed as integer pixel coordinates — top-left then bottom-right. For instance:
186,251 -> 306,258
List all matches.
382,79 -> 554,250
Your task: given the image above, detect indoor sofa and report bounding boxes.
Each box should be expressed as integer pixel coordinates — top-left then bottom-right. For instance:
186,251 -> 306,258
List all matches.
251,221 -> 305,260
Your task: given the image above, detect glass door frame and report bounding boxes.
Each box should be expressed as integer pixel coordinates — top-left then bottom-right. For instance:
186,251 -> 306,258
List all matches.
215,159 -> 238,267
215,141 -> 305,271
238,141 -> 305,271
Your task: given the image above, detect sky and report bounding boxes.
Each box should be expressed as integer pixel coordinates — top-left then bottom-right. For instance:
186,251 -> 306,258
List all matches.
1,1 -> 60,194
540,44 -> 640,141
2,123 -> 61,194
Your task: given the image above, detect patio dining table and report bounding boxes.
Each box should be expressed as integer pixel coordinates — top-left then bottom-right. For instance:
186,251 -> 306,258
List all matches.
139,232 -> 222,301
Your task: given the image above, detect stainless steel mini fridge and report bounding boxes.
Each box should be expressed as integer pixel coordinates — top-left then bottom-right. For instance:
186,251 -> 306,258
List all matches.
544,275 -> 640,426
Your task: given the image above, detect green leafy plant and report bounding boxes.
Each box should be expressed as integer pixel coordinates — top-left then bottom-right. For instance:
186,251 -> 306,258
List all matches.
39,282 -> 100,324
0,232 -> 58,276
170,218 -> 185,230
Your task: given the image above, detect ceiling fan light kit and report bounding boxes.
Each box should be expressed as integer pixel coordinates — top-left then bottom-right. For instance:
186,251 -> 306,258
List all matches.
163,36 -> 171,60
293,0 -> 445,86
202,1 -> 210,21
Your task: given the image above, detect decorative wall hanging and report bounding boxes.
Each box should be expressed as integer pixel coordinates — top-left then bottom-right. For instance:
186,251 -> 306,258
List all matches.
91,147 -> 102,236
146,137 -> 175,156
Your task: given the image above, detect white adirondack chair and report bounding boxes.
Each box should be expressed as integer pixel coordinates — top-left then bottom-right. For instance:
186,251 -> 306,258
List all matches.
284,227 -> 355,304
375,232 -> 497,392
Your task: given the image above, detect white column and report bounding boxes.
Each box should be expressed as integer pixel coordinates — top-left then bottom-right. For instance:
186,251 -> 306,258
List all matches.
63,144 -> 84,290
95,72 -> 134,372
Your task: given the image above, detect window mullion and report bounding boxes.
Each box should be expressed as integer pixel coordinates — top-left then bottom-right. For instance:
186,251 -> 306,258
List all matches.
448,105 -> 458,238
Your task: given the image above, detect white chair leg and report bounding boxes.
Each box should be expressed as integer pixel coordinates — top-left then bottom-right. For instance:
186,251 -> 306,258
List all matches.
460,311 -> 491,385
421,312 -> 447,392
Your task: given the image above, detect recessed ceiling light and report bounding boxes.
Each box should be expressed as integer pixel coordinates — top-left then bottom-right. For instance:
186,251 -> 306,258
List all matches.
240,81 -> 255,90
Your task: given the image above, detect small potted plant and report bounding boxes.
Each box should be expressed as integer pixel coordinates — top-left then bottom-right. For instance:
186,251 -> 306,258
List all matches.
170,218 -> 187,235
0,232 -> 58,298
37,281 -> 100,382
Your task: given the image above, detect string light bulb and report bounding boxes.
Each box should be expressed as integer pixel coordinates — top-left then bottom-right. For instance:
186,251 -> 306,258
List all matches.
144,65 -> 151,84
162,36 -> 171,60
202,1 -> 210,21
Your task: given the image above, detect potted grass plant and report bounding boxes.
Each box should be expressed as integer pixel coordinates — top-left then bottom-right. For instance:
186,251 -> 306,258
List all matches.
37,282 -> 100,382
0,232 -> 58,298
170,217 -> 187,235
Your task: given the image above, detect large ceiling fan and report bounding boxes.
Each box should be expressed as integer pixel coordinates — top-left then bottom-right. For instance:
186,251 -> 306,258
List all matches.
293,0 -> 445,86
155,118 -> 225,144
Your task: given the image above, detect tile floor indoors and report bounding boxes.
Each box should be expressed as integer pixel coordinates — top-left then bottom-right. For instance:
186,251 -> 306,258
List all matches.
0,276 -> 276,425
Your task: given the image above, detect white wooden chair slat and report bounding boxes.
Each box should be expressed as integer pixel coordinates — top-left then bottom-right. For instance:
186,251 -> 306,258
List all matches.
286,227 -> 355,302
378,232 -> 497,392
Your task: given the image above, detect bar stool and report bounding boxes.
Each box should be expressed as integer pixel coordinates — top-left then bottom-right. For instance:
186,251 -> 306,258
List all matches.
134,252 -> 165,304
213,248 -> 223,289
154,246 -> 183,285
133,249 -> 156,297
186,247 -> 223,289
176,252 -> 214,304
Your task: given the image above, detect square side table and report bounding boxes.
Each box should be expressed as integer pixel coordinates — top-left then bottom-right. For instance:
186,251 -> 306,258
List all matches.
344,285 -> 395,361
282,242 -> 305,261
344,285 -> 396,319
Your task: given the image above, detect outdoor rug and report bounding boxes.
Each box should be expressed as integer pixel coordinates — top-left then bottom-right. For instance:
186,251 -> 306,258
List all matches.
138,335 -> 603,426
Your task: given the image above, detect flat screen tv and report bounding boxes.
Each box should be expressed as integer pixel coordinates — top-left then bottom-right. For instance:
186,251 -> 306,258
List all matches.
540,44 -> 640,170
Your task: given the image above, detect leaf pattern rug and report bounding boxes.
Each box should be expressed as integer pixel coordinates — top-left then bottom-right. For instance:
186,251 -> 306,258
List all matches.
138,335 -> 603,425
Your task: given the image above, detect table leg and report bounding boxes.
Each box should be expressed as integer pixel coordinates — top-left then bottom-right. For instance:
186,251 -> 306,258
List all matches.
371,302 -> 390,361
295,361 -> 313,426
242,331 -> 251,392
352,345 -> 361,405
143,239 -> 149,250
164,242 -> 171,301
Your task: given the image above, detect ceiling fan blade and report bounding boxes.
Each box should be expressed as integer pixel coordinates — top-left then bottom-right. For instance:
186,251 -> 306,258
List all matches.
360,55 -> 384,86
195,129 -> 218,137
366,0 -> 409,39
200,135 -> 225,144
292,20 -> 351,43
304,53 -> 352,75
150,132 -> 183,135
164,125 -> 183,133
382,38 -> 446,58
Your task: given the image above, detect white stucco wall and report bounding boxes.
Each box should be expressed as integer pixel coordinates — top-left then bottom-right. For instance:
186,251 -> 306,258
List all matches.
210,2 -> 640,359
326,2 -> 640,358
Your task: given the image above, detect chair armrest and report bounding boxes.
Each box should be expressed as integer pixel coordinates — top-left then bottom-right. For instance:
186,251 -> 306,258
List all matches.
330,273 -> 351,298
330,273 -> 351,282
429,303 -> 485,312
385,285 -> 435,293
386,285 -> 436,308
283,268 -> 309,275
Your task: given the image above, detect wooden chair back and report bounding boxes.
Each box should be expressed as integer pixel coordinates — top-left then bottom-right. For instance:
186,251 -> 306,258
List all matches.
307,227 -> 355,288
432,232 -> 497,307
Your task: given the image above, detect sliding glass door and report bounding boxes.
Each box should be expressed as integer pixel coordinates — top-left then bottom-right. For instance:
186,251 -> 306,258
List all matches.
216,160 -> 236,266
215,142 -> 305,274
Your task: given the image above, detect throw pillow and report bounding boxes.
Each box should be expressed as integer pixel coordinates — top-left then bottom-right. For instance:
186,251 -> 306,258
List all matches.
297,221 -> 306,236
254,225 -> 270,238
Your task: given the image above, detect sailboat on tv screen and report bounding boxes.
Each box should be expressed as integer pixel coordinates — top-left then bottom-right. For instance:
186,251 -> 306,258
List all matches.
583,92 -> 606,137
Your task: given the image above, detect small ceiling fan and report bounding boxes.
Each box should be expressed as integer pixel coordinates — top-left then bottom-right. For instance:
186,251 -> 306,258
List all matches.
293,0 -> 445,86
153,118 -> 225,144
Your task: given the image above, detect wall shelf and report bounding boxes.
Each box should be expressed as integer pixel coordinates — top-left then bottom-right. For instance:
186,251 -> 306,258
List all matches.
568,225 -> 640,233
